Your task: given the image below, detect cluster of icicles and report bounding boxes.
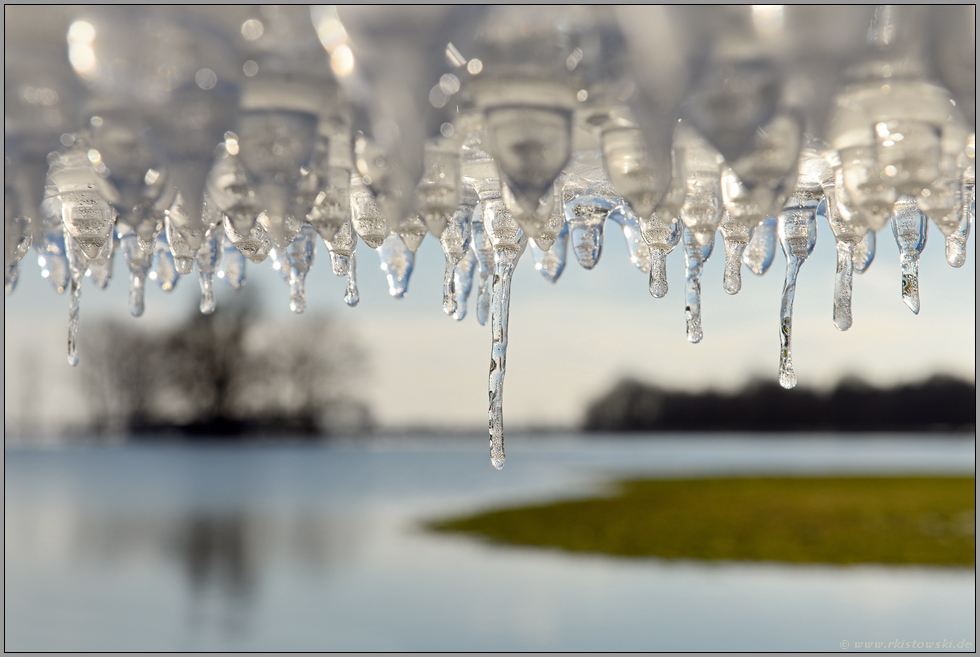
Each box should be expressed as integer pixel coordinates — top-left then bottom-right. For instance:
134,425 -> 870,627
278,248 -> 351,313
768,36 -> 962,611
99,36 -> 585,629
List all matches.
4,6 -> 975,469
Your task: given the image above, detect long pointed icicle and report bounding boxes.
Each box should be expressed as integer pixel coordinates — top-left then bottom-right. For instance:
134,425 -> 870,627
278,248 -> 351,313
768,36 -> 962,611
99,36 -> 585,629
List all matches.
682,226 -> 714,343
453,249 -> 477,320
483,199 -> 527,470
776,197 -> 818,389
64,233 -> 86,367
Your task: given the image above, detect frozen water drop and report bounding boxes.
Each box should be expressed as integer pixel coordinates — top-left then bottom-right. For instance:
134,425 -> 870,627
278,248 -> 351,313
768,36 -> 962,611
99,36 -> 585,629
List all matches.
530,221 -> 568,284
440,201 -> 473,316
325,217 -> 356,277
377,231 -> 414,299
891,195 -> 928,314
682,226 -> 714,343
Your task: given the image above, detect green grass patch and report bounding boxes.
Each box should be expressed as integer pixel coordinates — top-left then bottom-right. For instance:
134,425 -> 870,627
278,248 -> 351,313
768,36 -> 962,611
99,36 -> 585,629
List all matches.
429,476 -> 976,566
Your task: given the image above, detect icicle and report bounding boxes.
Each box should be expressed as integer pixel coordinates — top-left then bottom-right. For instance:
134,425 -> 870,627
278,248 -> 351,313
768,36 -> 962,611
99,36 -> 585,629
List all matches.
609,205 -> 653,273
821,171 -> 868,331
719,167 -> 765,295
349,174 -> 389,249
150,231 -> 179,292
453,249 -> 478,321
217,232 -> 247,289
325,217 -> 356,277
223,215 -> 272,264
776,197 -> 818,389
64,233 -> 87,367
440,201 -> 473,316
165,190 -> 208,275
853,231 -> 876,274
470,202 -> 495,325
286,226 -> 316,314
682,225 -> 714,343
742,216 -> 777,276
120,231 -> 152,317
946,183 -> 973,268
530,221 -> 568,284
206,136 -> 260,238
417,138 -> 461,239
344,251 -> 359,307
45,142 -> 116,260
891,195 -> 928,314
376,231 -> 414,299
84,231 -> 115,291
483,198 -> 528,470
195,223 -> 224,315
566,195 -> 615,269
641,145 -> 685,298
676,123 -> 725,247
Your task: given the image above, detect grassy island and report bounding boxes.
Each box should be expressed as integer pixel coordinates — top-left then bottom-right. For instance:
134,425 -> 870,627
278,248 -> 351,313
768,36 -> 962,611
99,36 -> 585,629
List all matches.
430,476 -> 975,566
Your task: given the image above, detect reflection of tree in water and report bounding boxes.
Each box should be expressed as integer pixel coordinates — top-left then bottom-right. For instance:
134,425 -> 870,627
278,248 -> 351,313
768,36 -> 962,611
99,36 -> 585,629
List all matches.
79,292 -> 372,437
62,505 -> 358,640
182,512 -> 254,602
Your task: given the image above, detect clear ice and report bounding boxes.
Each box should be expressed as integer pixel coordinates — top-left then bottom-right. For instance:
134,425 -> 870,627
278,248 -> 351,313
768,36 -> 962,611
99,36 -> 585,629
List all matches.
891,195 -> 929,314
453,249 -> 478,320
440,199 -> 473,316
776,195 -> 818,389
530,221 -> 568,284
217,232 -> 247,290
682,225 -> 714,343
377,231 -> 414,299
150,231 -> 179,292
483,198 -> 528,469
195,223 -> 224,315
742,216 -> 777,277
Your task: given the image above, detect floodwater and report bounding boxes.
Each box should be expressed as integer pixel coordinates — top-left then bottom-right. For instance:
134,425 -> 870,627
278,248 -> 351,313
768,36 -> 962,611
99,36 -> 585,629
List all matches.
4,435 -> 976,651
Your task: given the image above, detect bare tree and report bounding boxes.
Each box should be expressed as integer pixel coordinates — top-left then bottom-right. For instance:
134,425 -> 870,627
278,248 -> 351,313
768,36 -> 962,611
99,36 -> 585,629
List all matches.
80,295 -> 371,438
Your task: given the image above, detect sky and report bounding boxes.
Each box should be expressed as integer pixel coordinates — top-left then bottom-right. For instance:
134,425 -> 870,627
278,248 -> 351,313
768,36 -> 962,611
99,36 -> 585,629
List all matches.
4,211 -> 976,434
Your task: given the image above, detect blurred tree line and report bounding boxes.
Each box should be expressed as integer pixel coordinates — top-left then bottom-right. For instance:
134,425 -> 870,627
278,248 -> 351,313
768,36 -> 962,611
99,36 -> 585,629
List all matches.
584,376 -> 976,433
80,295 -> 371,438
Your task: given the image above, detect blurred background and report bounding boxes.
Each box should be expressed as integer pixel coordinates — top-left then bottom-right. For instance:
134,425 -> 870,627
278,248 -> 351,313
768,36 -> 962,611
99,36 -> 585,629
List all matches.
4,4 -> 975,651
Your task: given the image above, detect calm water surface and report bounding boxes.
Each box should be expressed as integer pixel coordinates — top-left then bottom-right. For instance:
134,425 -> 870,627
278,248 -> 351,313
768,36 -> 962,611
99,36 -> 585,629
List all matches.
4,435 -> 976,651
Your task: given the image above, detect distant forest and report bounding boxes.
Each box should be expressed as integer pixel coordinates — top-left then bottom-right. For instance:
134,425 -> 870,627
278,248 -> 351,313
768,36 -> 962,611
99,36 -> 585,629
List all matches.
584,376 -> 976,433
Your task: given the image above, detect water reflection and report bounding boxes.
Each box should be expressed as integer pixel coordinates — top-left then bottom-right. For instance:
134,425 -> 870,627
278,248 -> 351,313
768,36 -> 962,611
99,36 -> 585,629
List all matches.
5,439 -> 975,651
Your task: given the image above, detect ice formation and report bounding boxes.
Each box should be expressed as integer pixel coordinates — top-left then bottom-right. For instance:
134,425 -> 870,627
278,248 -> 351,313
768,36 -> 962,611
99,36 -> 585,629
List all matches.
3,5 -> 976,467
